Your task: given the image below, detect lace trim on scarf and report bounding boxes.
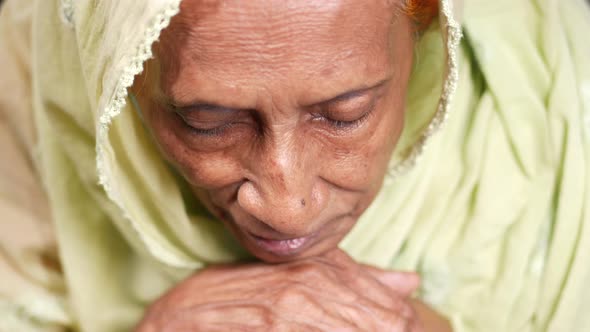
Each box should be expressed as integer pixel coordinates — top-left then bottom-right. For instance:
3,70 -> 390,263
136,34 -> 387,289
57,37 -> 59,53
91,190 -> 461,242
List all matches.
388,0 -> 463,179
95,1 -> 200,269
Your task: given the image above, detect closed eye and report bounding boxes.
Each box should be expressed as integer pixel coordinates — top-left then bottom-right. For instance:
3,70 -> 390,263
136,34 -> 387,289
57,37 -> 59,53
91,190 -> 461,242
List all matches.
172,104 -> 249,137
310,89 -> 379,132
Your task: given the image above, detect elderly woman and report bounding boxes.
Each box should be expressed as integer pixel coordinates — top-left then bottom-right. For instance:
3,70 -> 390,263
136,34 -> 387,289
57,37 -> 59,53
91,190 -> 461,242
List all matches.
1,0 -> 590,331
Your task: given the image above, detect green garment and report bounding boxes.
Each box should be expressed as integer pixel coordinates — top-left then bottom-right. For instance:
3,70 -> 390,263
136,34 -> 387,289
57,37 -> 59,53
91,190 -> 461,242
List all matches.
0,0 -> 589,331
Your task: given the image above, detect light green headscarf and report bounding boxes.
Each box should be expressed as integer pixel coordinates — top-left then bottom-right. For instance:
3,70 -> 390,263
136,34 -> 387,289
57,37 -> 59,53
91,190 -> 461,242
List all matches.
0,0 -> 589,331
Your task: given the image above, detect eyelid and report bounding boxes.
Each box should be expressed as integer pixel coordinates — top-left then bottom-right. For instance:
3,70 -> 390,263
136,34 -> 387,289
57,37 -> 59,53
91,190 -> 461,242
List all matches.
172,104 -> 252,138
327,91 -> 373,108
173,104 -> 245,123
313,105 -> 375,134
310,77 -> 390,107
327,88 -> 372,105
320,92 -> 376,122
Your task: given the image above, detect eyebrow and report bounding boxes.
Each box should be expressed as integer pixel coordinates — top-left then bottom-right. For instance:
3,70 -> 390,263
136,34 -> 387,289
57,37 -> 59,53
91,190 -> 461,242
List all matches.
165,77 -> 391,112
162,95 -> 245,113
307,77 -> 391,108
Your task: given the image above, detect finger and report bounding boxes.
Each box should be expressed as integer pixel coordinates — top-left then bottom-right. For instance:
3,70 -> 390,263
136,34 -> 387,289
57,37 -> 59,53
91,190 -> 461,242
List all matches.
362,265 -> 421,297
319,247 -> 355,266
377,271 -> 420,296
351,297 -> 416,332
323,252 -> 421,297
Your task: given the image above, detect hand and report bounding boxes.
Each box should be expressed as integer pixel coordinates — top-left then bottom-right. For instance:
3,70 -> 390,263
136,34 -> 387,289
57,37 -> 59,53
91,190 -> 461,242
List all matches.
136,249 -> 426,331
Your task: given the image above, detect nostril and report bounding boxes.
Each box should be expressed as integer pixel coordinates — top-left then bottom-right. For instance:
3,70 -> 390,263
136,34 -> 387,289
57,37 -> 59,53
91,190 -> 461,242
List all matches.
236,178 -> 328,236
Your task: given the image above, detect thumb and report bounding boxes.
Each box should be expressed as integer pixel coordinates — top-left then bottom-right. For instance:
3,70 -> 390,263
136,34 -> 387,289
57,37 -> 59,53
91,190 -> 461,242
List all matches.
363,265 -> 421,297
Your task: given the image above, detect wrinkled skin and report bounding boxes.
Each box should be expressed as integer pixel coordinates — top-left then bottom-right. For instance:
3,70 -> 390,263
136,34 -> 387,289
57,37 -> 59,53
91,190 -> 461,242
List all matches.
136,250 -> 425,331
132,0 -> 451,330
134,0 -> 412,262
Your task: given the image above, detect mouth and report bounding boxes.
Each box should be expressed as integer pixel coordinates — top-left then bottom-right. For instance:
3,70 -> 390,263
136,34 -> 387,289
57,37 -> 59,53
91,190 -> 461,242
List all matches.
211,204 -> 352,261
246,232 -> 314,257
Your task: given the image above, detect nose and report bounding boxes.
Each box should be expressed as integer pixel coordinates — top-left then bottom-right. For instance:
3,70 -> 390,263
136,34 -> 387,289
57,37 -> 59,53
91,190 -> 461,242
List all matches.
237,137 -> 329,237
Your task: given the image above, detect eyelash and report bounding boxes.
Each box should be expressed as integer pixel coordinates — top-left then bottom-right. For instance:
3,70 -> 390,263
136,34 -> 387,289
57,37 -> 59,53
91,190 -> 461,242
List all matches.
185,122 -> 235,137
313,110 -> 373,131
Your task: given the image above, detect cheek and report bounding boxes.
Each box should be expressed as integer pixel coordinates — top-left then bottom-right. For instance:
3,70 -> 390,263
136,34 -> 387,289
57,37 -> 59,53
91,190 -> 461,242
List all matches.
319,95 -> 405,193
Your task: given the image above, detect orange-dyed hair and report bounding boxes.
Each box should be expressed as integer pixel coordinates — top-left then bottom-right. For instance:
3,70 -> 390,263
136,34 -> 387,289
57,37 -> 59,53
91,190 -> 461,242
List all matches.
402,0 -> 439,32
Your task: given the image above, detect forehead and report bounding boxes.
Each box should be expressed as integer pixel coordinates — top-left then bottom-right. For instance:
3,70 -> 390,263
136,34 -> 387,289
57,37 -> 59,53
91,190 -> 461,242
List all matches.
157,0 -> 404,103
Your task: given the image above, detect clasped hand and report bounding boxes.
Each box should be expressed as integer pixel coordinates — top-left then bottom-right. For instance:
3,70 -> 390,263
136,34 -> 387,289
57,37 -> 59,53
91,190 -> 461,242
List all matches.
136,249 -> 430,331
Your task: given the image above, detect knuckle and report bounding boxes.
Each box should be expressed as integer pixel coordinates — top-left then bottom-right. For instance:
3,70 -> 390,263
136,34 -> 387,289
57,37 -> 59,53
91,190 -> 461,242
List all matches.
273,283 -> 311,307
361,302 -> 414,332
241,304 -> 277,328
286,261 -> 322,278
383,316 -> 412,332
284,261 -> 336,286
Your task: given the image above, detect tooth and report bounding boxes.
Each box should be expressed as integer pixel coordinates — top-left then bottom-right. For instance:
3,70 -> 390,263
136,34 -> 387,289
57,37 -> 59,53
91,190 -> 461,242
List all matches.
287,238 -> 303,249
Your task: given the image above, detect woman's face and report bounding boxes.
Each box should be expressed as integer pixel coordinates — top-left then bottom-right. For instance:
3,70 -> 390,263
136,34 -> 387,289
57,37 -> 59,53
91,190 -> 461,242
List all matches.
133,0 -> 414,263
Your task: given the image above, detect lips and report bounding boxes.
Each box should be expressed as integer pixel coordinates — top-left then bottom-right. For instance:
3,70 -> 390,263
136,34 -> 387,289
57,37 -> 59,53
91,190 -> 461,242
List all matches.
212,204 -> 341,260
248,233 -> 313,257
